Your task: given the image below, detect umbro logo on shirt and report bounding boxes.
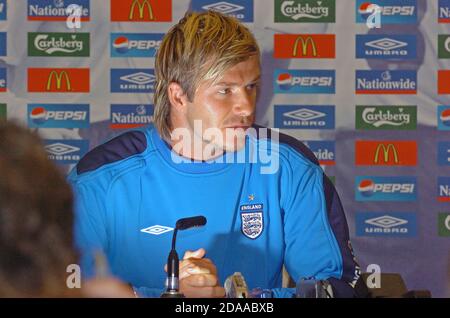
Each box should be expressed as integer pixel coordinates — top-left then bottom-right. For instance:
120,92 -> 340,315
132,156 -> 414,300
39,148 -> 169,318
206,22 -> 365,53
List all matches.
140,225 -> 174,235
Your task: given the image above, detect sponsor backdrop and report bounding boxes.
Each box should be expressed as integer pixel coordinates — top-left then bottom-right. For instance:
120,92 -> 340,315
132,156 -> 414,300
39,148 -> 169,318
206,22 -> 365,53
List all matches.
0,0 -> 449,296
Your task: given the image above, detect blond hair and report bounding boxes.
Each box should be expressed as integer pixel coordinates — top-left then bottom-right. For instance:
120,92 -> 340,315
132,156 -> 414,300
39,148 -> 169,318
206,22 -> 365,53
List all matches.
153,11 -> 260,140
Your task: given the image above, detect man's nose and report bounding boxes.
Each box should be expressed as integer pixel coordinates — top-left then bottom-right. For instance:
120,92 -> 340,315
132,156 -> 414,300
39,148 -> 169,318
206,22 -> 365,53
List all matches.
233,89 -> 255,117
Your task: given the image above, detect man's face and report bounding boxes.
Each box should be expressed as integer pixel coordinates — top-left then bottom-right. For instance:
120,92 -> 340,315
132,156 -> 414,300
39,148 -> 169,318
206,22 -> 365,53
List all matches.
185,55 -> 260,153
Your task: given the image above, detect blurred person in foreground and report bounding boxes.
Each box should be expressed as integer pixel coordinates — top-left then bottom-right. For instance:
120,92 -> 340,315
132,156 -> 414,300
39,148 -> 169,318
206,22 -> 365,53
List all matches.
0,121 -> 133,297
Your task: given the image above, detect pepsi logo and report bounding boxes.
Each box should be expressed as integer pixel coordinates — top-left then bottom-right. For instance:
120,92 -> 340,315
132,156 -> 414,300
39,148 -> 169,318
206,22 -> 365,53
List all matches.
440,109 -> 450,127
359,2 -> 374,17
358,179 -> 375,197
113,36 -> 129,54
276,73 -> 293,90
30,107 -> 46,125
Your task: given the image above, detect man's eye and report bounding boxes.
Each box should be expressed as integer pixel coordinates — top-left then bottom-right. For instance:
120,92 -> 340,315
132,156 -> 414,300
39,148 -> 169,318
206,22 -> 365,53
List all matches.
246,83 -> 259,90
218,88 -> 231,94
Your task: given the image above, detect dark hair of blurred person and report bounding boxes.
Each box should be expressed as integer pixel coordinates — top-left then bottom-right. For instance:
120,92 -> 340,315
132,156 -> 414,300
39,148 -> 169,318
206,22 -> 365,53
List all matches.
0,121 -> 77,297
0,121 -> 135,298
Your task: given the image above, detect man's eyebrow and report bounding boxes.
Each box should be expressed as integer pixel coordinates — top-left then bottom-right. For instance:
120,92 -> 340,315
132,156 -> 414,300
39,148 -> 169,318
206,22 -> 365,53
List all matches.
215,75 -> 261,86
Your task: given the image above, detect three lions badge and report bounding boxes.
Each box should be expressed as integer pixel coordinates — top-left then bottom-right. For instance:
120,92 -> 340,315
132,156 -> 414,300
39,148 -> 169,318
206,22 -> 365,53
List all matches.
240,203 -> 264,239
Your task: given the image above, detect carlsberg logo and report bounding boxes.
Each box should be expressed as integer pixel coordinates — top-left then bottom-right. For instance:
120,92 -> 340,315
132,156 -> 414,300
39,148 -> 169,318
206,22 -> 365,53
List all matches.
282,1 -> 329,20
275,0 -> 335,22
28,33 -> 89,57
356,106 -> 417,130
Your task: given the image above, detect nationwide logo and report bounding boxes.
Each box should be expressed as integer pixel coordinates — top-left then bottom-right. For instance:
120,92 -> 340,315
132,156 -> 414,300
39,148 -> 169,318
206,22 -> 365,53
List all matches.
303,140 -> 335,165
438,177 -> 450,202
28,104 -> 89,128
111,33 -> 163,58
438,35 -> 450,59
355,105 -> 417,130
0,104 -> 6,120
274,105 -> 335,129
27,0 -> 90,21
28,32 -> 89,57
0,0 -> 6,21
356,34 -> 416,59
274,69 -> 335,94
0,32 -> 6,56
274,34 -> 335,59
438,142 -> 450,166
356,213 -> 417,237
438,213 -> 450,236
192,0 -> 253,22
355,141 -> 417,166
355,176 -> 417,201
0,68 -> 6,92
111,69 -> 155,93
355,70 -> 417,94
44,139 -> 89,164
438,70 -> 450,94
355,0 -> 417,24
274,0 -> 335,23
110,0 -> 172,22
110,104 -> 154,129
439,0 -> 450,23
437,106 -> 450,131
28,68 -> 90,93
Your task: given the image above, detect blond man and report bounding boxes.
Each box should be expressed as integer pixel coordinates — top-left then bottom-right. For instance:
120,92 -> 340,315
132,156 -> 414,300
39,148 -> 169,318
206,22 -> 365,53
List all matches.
69,11 -> 362,298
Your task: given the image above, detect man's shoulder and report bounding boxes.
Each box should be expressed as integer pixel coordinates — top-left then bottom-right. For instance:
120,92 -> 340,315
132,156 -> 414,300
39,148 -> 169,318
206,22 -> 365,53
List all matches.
72,128 -> 154,179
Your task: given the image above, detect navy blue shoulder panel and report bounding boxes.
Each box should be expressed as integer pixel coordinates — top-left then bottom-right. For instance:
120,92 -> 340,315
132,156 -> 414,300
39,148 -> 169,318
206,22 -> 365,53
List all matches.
252,124 -> 319,166
76,130 -> 147,175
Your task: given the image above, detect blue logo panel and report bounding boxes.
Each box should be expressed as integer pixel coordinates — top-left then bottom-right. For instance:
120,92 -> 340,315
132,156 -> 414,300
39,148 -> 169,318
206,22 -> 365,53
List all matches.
0,68 -> 6,92
28,0 -> 90,19
355,70 -> 417,94
192,0 -> 253,22
356,0 -> 417,24
28,104 -> 90,128
0,32 -> 6,56
274,105 -> 335,129
0,0 -> 6,20
111,33 -> 164,58
44,139 -> 89,165
356,34 -> 416,59
303,140 -> 335,165
356,212 -> 417,237
438,142 -> 450,166
111,69 -> 155,93
355,176 -> 417,201
274,69 -> 335,94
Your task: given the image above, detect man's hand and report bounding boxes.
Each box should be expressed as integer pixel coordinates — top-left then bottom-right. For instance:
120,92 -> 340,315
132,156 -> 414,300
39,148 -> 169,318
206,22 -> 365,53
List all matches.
165,248 -> 225,298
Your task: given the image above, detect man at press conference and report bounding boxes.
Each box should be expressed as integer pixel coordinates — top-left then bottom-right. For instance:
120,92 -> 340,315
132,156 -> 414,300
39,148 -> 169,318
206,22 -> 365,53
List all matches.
68,10 -> 365,298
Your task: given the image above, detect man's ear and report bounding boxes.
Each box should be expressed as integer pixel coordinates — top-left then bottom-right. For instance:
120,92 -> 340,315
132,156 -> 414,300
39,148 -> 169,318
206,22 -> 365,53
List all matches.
167,82 -> 189,114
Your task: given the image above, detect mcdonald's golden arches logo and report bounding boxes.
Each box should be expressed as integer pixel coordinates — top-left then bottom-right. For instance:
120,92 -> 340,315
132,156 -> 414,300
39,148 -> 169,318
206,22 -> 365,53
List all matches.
293,36 -> 317,57
46,70 -> 71,91
28,68 -> 90,93
129,0 -> 154,20
274,34 -> 335,59
374,143 -> 399,164
355,141 -> 417,166
110,0 -> 172,22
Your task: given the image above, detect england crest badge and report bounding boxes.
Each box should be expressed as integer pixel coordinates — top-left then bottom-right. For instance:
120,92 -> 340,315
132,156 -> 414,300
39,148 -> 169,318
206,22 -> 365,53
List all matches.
240,203 -> 264,239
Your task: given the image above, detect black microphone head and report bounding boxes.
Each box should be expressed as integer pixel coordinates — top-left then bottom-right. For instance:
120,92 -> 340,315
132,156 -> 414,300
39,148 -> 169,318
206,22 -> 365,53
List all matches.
175,216 -> 207,231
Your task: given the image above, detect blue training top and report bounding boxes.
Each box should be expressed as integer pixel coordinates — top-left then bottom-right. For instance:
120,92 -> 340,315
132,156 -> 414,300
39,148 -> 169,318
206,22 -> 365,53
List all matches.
68,125 -> 361,298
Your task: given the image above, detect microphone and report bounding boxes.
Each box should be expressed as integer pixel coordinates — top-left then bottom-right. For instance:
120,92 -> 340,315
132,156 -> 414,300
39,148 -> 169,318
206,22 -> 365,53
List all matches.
160,216 -> 207,298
